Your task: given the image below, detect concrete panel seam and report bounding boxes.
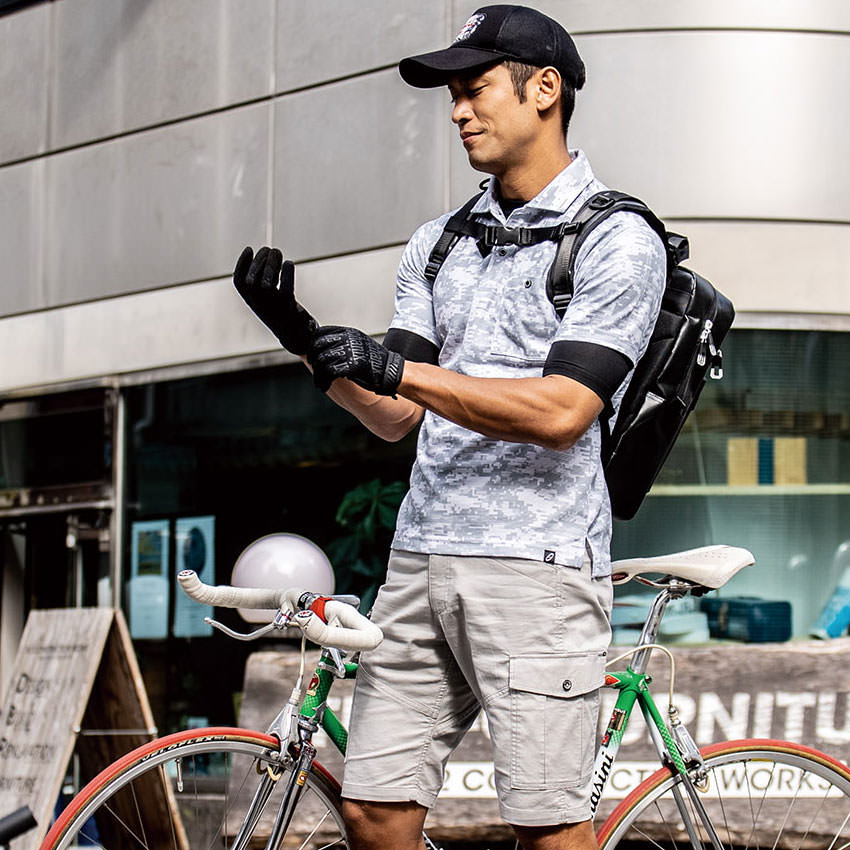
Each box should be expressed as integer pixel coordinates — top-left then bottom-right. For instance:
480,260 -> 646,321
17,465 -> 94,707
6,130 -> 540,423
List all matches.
0,241 -> 410,320
572,26 -> 850,38
663,216 -> 850,227
0,273 -> 241,321
274,63 -> 400,98
0,92 -> 277,170
0,65 -> 402,171
266,0 -> 278,244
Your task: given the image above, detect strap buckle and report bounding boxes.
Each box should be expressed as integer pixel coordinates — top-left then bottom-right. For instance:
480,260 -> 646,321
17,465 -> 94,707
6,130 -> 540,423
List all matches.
551,292 -> 573,315
588,193 -> 616,210
482,225 -> 535,248
667,232 -> 690,264
423,258 -> 443,282
554,221 -> 581,239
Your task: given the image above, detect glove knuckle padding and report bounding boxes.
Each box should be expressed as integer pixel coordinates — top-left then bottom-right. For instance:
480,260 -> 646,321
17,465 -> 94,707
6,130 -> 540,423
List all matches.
306,324 -> 403,396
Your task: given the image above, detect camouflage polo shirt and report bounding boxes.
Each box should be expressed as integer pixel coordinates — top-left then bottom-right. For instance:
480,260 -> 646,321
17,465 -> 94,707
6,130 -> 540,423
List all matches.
389,151 -> 666,577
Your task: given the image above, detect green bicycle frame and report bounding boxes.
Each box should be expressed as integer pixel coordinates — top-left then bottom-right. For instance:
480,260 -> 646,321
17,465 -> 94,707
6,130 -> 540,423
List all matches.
300,654 -> 358,754
589,667 -> 688,816
298,649 -> 688,814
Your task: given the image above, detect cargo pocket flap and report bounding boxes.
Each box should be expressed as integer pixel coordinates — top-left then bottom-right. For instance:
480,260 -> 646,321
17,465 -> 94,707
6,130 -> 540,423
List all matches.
509,651 -> 606,698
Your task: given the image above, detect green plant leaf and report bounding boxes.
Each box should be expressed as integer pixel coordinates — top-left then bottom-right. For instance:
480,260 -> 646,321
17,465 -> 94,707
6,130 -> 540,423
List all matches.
358,582 -> 380,615
325,535 -> 359,565
325,479 -> 405,603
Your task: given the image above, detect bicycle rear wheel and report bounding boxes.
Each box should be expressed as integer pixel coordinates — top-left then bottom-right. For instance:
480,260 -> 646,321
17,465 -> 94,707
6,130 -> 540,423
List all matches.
41,727 -> 347,850
596,739 -> 850,849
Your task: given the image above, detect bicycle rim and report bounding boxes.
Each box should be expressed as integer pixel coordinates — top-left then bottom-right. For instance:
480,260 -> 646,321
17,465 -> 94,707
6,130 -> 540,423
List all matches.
596,739 -> 850,849
41,727 -> 347,850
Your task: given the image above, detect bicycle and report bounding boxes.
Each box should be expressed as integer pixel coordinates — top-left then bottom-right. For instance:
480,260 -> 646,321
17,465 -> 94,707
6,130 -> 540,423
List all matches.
40,544 -> 850,850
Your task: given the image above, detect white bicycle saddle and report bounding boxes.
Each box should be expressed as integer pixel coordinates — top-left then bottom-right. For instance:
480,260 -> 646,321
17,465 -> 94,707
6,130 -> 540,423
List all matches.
610,545 -> 754,589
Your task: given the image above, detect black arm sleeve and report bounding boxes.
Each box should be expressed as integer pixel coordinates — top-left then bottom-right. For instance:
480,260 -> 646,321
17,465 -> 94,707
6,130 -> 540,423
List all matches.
542,340 -> 633,408
383,328 -> 440,365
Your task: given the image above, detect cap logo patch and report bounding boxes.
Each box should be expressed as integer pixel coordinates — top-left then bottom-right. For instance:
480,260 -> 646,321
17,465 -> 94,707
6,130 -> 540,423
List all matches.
455,12 -> 485,42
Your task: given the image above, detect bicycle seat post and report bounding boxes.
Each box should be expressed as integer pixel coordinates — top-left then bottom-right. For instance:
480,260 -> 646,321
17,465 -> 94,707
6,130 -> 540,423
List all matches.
629,581 -> 689,674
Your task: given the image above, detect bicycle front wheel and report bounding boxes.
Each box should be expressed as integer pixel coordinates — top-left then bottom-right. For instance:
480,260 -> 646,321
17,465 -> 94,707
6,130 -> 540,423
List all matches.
41,727 -> 347,850
597,739 -> 850,849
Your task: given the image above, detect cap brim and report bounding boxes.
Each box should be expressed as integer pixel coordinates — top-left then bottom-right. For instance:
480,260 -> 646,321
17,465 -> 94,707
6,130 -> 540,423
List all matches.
399,45 -> 506,88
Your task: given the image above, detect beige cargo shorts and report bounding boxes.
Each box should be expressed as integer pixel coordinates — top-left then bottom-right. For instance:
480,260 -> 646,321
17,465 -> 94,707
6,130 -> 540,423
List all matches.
341,549 -> 612,827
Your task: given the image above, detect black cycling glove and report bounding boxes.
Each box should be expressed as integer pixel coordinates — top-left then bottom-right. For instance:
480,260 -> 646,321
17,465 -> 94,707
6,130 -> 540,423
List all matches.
233,246 -> 318,355
307,326 -> 405,396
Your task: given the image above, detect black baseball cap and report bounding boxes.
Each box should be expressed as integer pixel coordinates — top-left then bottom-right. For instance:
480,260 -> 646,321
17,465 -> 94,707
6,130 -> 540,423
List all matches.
399,5 -> 585,90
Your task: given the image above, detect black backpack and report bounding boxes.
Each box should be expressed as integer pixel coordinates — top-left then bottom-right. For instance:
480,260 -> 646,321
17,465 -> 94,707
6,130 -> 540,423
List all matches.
424,189 -> 735,520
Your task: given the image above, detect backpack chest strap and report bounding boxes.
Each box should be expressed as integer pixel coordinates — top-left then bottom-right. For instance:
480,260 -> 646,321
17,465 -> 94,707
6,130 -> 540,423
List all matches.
424,192 -> 581,282
454,218 -> 578,254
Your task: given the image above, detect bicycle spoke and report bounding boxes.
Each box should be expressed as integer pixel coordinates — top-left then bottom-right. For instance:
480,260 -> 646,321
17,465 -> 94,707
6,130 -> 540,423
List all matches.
167,780 -> 181,850
191,755 -> 226,850
197,751 -> 264,850
826,809 -> 850,850
46,734 -> 348,850
222,753 -> 230,850
739,759 -> 761,850
775,767 -> 809,849
623,798 -> 682,850
295,804 -> 331,849
133,768 -> 153,850
597,745 -> 850,850
708,769 -> 733,848
97,798 -> 152,849
794,767 -> 849,848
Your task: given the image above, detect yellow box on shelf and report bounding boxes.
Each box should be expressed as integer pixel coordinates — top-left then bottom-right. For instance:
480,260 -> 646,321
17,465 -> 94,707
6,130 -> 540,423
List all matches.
726,437 -> 807,485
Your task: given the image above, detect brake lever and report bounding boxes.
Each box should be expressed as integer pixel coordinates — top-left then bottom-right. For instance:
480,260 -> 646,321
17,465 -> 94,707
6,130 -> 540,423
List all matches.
332,594 -> 361,607
205,617 -> 278,641
317,646 -> 347,678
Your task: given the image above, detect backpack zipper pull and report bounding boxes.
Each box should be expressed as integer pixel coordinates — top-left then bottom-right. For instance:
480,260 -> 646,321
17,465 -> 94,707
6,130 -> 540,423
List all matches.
710,348 -> 724,379
696,318 -> 715,367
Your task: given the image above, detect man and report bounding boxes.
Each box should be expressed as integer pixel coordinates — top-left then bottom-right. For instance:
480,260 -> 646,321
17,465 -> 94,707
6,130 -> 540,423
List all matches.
234,6 -> 666,848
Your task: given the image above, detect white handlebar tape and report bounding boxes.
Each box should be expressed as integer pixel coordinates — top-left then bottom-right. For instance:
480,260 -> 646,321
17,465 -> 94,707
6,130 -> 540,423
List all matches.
177,570 -> 383,651
177,569 -> 288,610
292,603 -> 383,651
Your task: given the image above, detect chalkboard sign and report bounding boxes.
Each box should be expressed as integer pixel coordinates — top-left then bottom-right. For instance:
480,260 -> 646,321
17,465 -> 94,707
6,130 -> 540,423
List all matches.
0,608 -> 160,850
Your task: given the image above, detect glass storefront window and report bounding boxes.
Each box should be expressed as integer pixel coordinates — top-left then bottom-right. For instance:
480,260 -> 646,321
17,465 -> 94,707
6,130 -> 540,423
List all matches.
124,362 -> 417,732
613,329 -> 850,640
0,389 -> 112,613
0,389 -> 109,493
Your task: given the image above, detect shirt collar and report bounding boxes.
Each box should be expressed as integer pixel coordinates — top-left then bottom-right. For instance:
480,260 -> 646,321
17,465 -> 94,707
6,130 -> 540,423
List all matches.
471,149 -> 596,222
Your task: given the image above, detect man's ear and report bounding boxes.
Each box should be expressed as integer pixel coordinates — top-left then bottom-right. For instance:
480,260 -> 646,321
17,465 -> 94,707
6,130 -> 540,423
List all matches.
535,66 -> 562,114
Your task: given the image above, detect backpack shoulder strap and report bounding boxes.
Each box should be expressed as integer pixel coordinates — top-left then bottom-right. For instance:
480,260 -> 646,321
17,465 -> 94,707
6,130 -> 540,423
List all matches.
423,191 -> 578,281
545,190 -> 669,318
424,192 -> 484,283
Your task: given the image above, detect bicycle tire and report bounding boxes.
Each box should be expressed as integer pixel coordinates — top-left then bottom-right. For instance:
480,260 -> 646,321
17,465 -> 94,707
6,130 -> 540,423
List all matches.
40,726 -> 348,850
596,739 -> 850,849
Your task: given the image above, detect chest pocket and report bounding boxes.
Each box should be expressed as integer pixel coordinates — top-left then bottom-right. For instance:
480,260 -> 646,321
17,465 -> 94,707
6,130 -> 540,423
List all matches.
487,244 -> 560,365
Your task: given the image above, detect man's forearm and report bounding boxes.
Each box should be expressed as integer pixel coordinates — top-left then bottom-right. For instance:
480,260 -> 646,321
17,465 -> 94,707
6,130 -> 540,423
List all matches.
305,356 -> 421,440
397,362 -> 603,451
328,381 -> 423,441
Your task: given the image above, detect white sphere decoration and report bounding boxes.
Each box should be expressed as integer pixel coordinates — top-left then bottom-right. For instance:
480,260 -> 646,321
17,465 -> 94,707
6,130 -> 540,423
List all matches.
231,533 -> 335,623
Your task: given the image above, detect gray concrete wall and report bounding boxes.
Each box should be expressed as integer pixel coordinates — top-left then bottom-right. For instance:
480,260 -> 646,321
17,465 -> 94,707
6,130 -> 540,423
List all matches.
0,0 -> 848,393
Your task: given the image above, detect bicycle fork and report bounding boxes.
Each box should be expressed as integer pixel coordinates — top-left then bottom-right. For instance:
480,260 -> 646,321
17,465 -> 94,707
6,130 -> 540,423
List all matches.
226,709 -> 324,850
643,711 -> 725,850
266,710 -> 325,850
